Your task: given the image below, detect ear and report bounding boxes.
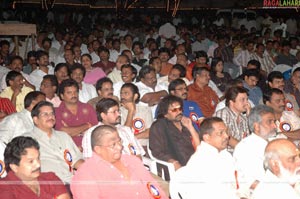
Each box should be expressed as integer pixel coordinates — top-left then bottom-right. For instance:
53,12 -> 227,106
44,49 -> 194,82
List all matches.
9,163 -> 18,173
202,134 -> 210,142
253,122 -> 260,134
93,145 -> 102,155
170,90 -> 175,95
33,116 -> 39,126
269,159 -> 280,175
59,93 -> 64,100
100,112 -> 106,121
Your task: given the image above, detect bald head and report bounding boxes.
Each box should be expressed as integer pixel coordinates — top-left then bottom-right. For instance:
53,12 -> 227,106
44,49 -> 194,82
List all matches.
91,125 -> 117,150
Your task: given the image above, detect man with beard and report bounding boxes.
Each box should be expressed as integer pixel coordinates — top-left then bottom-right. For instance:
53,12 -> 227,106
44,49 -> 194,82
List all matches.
149,95 -> 200,170
168,78 -> 204,131
82,98 -> 145,159
214,86 -> 251,149
233,105 -> 277,198
0,136 -> 70,198
171,117 -> 239,199
29,50 -> 54,91
252,139 -> 300,199
26,101 -> 84,185
55,79 -> 98,147
0,71 -> 33,112
120,83 -> 153,141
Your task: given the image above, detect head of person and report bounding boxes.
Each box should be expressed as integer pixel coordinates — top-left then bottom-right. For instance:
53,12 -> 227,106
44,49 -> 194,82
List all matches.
98,47 -> 110,62
96,98 -> 120,125
210,57 -> 224,74
121,50 -> 133,62
255,43 -> 265,55
81,53 -> 93,70
192,66 -> 210,86
42,38 -> 52,51
195,51 -> 208,66
281,40 -> 291,54
263,88 -> 285,114
5,71 -> 24,90
247,60 -> 261,71
139,66 -> 157,89
27,51 -> 37,67
158,47 -> 170,63
54,63 -> 69,83
243,69 -> 260,88
72,45 -> 82,58
169,78 -> 188,100
120,83 -> 140,104
246,40 -> 255,52
0,40 -> 10,56
31,101 -> 56,131
157,95 -> 183,122
112,39 -> 121,51
4,136 -> 40,180
24,91 -> 46,112
116,55 -> 130,70
176,54 -> 188,67
9,56 -> 24,72
36,50 -> 49,67
264,139 -> 300,185
268,71 -> 284,91
175,44 -> 186,55
121,64 -> 137,83
132,41 -> 143,56
95,77 -> 114,98
70,63 -> 86,84
168,64 -> 186,83
124,34 -> 133,46
58,79 -> 79,104
248,104 -> 277,140
40,75 -> 58,97
291,67 -> 300,86
64,49 -> 75,63
199,117 -> 229,152
149,56 -> 162,74
225,86 -> 249,114
91,125 -> 123,163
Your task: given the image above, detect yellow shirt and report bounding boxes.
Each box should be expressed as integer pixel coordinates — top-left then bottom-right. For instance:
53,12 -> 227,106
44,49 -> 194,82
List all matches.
0,86 -> 33,112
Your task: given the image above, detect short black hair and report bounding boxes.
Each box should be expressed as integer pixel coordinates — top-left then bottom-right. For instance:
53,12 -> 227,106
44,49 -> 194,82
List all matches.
96,98 -> 119,121
156,95 -> 183,119
95,77 -> 113,91
4,136 -> 39,172
247,59 -> 261,70
172,64 -> 186,77
169,78 -> 186,93
58,79 -> 79,97
36,50 -> 49,60
199,117 -> 224,140
42,75 -> 58,91
24,91 -> 45,109
138,66 -> 156,80
9,55 -> 24,65
263,88 -> 284,104
192,66 -> 209,80
243,69 -> 260,79
31,101 -> 54,118
54,63 -> 69,74
5,71 -> 22,86
121,83 -> 140,103
267,71 -> 283,83
70,63 -> 86,78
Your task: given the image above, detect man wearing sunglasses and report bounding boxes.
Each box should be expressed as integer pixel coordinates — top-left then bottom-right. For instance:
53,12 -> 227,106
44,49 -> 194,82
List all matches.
149,95 -> 200,170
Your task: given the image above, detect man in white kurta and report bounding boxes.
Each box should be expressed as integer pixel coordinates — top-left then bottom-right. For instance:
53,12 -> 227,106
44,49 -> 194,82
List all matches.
171,117 -> 239,199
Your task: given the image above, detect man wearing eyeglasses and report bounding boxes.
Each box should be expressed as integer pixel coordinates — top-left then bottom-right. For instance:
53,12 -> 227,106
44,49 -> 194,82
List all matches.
26,101 -> 84,185
82,98 -> 145,159
149,95 -> 200,170
71,125 -> 168,199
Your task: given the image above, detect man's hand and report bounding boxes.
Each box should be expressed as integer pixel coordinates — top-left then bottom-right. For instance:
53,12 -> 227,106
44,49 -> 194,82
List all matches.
121,101 -> 136,112
181,116 -> 193,129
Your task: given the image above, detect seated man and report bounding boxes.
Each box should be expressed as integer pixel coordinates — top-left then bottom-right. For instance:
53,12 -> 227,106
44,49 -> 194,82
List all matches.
0,91 -> 45,144
171,117 -> 239,199
70,63 -> 97,103
107,55 -> 129,83
168,78 -> 204,131
82,98 -> 145,159
150,95 -> 200,170
88,77 -> 119,109
252,139 -> 300,199
284,67 -> 300,107
71,125 -> 168,199
233,105 -> 277,197
242,69 -> 262,106
187,67 -> 219,117
214,86 -> 251,148
136,66 -> 168,117
55,79 -> 98,147
40,75 -> 61,107
0,136 -> 70,199
0,97 -> 16,122
28,101 -> 84,184
0,71 -> 33,112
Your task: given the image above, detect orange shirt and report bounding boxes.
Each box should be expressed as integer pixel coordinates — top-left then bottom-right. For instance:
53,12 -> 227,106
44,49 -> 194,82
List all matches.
187,83 -> 219,117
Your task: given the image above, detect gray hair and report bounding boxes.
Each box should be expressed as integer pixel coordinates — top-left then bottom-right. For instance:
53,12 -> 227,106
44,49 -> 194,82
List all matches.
263,150 -> 280,171
248,105 -> 274,133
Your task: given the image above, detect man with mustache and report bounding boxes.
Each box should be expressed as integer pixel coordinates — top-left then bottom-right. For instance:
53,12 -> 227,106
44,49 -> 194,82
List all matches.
82,98 -> 145,159
264,88 -> 300,140
0,136 -> 70,199
27,101 -> 84,185
233,105 -> 277,198
168,78 -> 204,131
54,79 -> 98,147
29,50 -> 54,91
149,95 -> 200,170
171,117 -> 239,199
252,139 -> 300,199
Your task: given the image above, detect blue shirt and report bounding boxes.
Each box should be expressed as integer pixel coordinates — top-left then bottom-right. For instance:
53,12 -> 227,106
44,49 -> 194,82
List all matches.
243,82 -> 262,106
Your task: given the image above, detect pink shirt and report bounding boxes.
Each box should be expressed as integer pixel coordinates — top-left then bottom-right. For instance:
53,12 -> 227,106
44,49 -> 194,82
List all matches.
71,154 -> 168,199
55,101 -> 98,146
84,67 -> 106,85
